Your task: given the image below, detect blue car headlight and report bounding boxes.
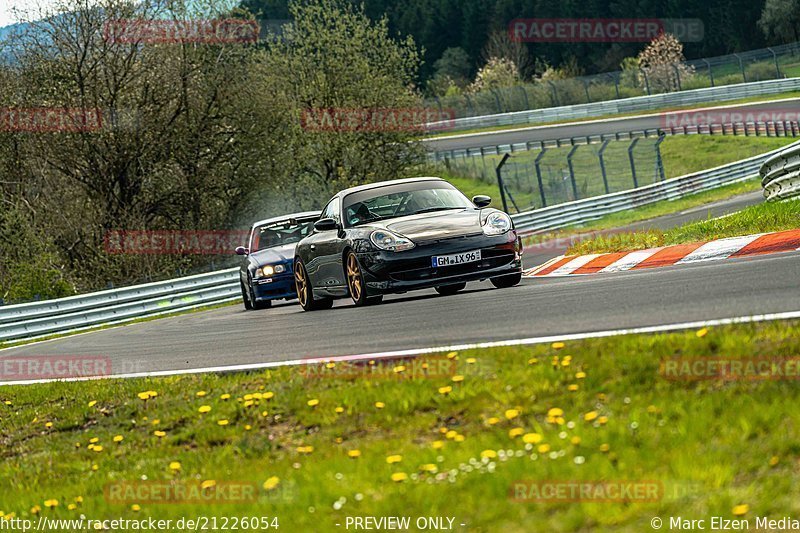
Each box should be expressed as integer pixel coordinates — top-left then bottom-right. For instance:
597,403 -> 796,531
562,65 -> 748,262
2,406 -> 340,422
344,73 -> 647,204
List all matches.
255,264 -> 286,278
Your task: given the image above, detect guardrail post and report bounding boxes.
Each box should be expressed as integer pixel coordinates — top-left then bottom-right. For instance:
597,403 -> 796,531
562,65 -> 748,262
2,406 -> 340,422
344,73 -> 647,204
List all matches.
598,140 -> 611,194
703,59 -> 714,87
534,148 -> 548,207
495,153 -> 511,213
566,145 -> 580,200
628,137 -> 640,188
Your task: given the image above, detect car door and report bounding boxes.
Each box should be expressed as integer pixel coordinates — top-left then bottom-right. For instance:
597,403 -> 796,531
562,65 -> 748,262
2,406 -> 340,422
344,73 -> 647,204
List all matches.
305,197 -> 348,296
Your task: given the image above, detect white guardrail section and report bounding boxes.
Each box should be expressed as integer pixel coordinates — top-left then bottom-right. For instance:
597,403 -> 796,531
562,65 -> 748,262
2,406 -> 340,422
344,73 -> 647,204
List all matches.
427,78 -> 800,132
0,268 -> 240,342
760,139 -> 800,201
0,145 -> 785,343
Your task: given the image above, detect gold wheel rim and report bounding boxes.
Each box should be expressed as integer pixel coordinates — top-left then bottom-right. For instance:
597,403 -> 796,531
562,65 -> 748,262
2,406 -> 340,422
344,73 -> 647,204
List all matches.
295,263 -> 307,307
347,254 -> 362,302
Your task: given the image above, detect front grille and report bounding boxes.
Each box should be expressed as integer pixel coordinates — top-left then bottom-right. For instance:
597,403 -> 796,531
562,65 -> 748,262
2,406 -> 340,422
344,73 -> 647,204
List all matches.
389,249 -> 515,282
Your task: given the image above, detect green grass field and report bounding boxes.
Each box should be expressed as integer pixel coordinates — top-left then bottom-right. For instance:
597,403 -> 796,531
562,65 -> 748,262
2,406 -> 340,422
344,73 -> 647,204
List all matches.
3,320 -> 800,531
567,198 -> 800,255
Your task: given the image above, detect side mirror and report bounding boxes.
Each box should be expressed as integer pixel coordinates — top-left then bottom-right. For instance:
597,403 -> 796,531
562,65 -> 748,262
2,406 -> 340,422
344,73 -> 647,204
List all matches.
472,195 -> 492,208
235,246 -> 249,256
314,218 -> 338,231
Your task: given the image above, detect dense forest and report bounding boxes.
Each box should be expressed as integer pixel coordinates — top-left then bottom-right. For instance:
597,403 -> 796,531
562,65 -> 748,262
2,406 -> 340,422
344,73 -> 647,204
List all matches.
240,0 -> 791,86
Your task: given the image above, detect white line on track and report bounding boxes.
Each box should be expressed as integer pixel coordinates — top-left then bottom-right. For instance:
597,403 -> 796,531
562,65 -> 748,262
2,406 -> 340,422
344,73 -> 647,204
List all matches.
3,309 -> 800,386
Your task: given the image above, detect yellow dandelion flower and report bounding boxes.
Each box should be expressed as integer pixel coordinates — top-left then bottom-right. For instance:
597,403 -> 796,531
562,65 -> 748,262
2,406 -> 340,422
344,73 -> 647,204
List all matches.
647,405 -> 658,414
454,434 -> 465,442
451,375 -> 464,383
696,328 -> 709,338
74,497 -> 83,504
198,405 -> 211,414
335,406 -> 344,414
45,422 -> 53,429
732,504 -> 749,516
307,399 -> 319,407
297,446 -> 314,454
30,506 -> 41,515
438,386 -> 452,395
547,407 -> 563,418
466,358 -> 476,364
391,472 -> 408,482
244,425 -> 252,431
87,401 -> 97,407
575,371 -> 586,379
551,342 -> 565,350
137,392 -> 151,401
113,435 -> 124,443
196,391 -> 207,397
374,402 -> 385,409
527,357 -> 538,365
131,504 -> 141,512
561,359 -> 571,367
480,449 -> 497,459
326,362 -> 336,369
263,477 -> 280,491
347,450 -> 361,458
508,427 -> 524,438
44,500 -> 58,509
584,411 -> 598,422
154,430 -> 166,438
220,394 -> 231,401
393,365 -> 405,373
432,440 -> 444,450
91,464 -> 99,471
217,419 -> 229,426
335,437 -> 343,444
597,416 -> 608,425
446,352 -> 458,359
89,437 -> 99,444
769,456 -> 779,466
200,480 -> 217,490
169,462 -> 181,471
537,444 -> 550,454
505,408 -> 520,420
243,400 -> 255,408
67,504 -> 77,511
92,445 -> 103,453
523,433 -> 543,444
263,392 -> 274,400
567,384 -> 579,392
445,430 -> 457,439
571,436 -> 581,445
599,443 -> 610,452
420,463 -> 437,473
486,417 -> 500,425
386,455 -> 402,464
261,411 -> 269,417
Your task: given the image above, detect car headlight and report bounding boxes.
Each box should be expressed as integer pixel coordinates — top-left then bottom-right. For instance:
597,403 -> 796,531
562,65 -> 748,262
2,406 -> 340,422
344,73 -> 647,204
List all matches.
482,212 -> 512,235
255,264 -> 286,278
370,230 -> 415,252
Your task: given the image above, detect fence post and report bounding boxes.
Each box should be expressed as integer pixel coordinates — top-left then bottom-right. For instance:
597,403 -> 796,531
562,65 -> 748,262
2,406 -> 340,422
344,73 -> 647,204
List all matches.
703,59 -> 714,87
654,133 -> 666,182
610,73 -> 620,99
582,79 -> 591,102
628,137 -> 640,188
495,153 -> 511,213
534,148 -> 548,207
733,53 -> 746,82
598,139 -> 611,194
566,145 -> 580,200
768,47 -> 781,78
547,81 -> 560,106
641,68 -> 651,95
518,85 -> 530,110
490,88 -> 503,114
672,64 -> 682,91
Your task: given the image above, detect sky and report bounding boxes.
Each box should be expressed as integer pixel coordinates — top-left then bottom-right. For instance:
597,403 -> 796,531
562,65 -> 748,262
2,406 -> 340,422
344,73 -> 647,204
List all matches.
0,1 -> 62,28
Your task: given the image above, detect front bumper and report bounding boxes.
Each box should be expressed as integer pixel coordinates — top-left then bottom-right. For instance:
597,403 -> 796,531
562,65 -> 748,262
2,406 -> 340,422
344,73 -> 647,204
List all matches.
252,273 -> 297,302
357,231 -> 522,295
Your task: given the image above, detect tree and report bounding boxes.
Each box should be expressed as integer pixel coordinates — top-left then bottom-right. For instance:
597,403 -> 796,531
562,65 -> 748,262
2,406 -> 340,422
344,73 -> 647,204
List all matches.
468,57 -> 520,93
481,30 -> 533,79
637,33 -> 695,93
758,0 -> 800,43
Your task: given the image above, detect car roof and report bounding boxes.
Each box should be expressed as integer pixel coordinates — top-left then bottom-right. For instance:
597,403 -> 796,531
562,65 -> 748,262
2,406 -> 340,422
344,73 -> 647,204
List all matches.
250,211 -> 320,229
336,177 -> 446,198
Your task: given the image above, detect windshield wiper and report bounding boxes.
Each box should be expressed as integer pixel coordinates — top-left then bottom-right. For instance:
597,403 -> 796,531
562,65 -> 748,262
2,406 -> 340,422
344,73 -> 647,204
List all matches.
412,207 -> 463,214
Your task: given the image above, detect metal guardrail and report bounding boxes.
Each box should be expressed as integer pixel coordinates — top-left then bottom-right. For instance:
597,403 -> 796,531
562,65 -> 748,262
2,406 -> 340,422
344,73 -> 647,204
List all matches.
427,78 -> 800,133
0,268 -> 240,342
0,143 -> 789,343
760,139 -> 800,201
510,147 -> 783,234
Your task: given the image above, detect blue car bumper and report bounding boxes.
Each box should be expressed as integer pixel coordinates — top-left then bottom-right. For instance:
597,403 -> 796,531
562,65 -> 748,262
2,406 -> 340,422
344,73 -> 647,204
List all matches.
252,273 -> 297,302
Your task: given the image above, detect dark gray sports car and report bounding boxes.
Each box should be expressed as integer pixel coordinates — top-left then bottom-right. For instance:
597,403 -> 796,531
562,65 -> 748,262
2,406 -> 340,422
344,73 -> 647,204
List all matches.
293,177 -> 523,311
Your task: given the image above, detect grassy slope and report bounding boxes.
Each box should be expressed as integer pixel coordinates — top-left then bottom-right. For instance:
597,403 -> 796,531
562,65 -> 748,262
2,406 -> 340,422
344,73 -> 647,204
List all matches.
3,320 -> 800,530
567,198 -> 800,255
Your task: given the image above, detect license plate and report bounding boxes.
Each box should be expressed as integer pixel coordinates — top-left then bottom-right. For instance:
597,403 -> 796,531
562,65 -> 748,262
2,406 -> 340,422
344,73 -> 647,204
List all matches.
432,250 -> 481,268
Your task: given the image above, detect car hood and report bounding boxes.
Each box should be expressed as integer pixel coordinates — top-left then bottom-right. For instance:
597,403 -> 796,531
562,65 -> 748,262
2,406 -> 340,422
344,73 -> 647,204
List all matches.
369,209 -> 485,242
249,243 -> 295,266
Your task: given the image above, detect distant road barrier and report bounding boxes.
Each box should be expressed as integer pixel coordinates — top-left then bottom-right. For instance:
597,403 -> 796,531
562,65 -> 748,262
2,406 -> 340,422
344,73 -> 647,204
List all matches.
760,139 -> 800,201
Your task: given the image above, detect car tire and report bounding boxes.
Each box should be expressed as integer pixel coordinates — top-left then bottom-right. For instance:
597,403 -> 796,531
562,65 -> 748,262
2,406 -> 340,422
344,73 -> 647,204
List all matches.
435,282 -> 466,296
345,251 -> 381,307
295,258 -> 333,311
491,272 -> 522,289
241,281 -> 254,310
243,276 -> 272,310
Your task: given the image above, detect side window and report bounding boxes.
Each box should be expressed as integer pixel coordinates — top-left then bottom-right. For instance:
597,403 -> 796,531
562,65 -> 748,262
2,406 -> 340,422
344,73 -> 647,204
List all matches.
322,197 -> 341,223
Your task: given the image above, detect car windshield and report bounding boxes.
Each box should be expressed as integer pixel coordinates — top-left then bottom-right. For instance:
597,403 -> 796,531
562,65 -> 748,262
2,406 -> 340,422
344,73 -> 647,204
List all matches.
251,219 -> 315,251
343,182 -> 473,227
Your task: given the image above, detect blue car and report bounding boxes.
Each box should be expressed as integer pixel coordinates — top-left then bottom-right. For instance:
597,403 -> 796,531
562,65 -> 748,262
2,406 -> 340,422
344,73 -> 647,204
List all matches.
235,211 -> 320,310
